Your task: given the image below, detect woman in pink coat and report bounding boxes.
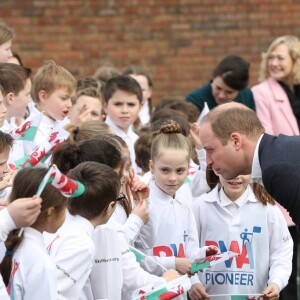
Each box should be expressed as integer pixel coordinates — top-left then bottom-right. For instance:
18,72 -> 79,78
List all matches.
252,35 -> 300,300
252,35 -> 300,136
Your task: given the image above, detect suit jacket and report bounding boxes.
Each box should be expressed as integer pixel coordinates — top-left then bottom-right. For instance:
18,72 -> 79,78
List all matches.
252,77 -> 299,136
259,133 -> 300,229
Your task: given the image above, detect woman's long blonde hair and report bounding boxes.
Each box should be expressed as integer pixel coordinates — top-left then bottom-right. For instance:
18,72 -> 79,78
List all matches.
258,35 -> 300,89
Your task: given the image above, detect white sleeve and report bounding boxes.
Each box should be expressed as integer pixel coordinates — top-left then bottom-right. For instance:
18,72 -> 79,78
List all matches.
119,228 -> 166,299
0,277 -> 9,300
190,149 -> 210,198
0,208 -> 16,242
192,197 -> 204,242
90,225 -> 123,300
182,207 -> 205,287
186,207 -> 204,259
134,200 -> 157,249
50,235 -> 95,299
267,205 -> 293,291
124,213 -> 144,244
138,255 -> 176,276
24,268 -> 58,300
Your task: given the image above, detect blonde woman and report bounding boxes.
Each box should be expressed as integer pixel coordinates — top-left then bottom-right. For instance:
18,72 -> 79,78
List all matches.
252,35 -> 300,300
0,23 -> 14,63
252,35 -> 300,136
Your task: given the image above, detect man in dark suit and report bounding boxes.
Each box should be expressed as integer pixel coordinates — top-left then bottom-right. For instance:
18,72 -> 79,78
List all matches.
200,102 -> 300,228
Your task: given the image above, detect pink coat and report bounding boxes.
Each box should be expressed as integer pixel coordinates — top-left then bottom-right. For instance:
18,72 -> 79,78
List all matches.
252,77 -> 298,226
252,77 -> 300,136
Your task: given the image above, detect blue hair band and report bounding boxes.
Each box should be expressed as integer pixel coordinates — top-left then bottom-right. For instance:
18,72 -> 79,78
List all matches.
5,250 -> 14,256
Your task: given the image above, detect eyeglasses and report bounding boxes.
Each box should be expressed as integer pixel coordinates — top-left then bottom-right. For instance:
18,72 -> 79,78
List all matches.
116,193 -> 126,202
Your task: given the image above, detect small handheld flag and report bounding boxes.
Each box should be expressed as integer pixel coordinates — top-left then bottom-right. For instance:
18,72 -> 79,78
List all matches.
130,275 -> 191,300
11,145 -> 47,170
37,165 -> 85,198
129,246 -> 167,271
191,251 -> 238,273
8,123 -> 70,170
197,101 -> 210,124
10,114 -> 43,141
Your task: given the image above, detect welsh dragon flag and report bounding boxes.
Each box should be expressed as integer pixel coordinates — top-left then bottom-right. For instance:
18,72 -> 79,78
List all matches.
10,113 -> 43,141
37,165 -> 85,198
40,125 -> 70,164
9,126 -> 69,170
8,114 -> 44,168
190,251 -> 238,273
130,275 -> 191,300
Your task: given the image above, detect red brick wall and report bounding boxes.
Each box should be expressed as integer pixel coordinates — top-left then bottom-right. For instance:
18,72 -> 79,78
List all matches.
1,0 -> 300,105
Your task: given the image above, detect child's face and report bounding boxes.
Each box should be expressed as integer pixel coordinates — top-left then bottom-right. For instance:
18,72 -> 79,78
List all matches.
70,95 -> 102,123
8,78 -> 32,118
129,74 -> 152,104
0,91 -> 7,127
0,40 -> 13,63
40,87 -> 74,121
0,147 -> 10,180
104,90 -> 141,132
219,174 -> 251,201
150,148 -> 189,197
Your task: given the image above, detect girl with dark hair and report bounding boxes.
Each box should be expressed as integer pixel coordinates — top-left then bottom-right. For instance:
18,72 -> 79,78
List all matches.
0,168 -> 67,299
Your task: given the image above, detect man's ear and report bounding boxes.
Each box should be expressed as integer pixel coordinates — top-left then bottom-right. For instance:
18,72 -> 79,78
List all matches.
230,132 -> 242,150
38,90 -> 48,103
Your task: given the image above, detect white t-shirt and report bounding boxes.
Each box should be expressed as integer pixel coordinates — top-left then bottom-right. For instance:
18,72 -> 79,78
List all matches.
192,185 -> 293,298
8,227 -> 58,300
44,215 -> 95,300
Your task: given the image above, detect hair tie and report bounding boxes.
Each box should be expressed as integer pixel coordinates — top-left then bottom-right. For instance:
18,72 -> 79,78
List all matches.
5,250 -> 14,256
73,126 -> 80,141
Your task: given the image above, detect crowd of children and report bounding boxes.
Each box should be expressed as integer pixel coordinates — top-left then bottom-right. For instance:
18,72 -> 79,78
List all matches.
0,21 -> 297,300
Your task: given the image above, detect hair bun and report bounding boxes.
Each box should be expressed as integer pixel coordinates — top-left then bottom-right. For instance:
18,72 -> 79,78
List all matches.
159,120 -> 181,134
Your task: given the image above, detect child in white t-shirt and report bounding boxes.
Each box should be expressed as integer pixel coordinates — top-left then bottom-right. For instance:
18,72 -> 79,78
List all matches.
104,75 -> 142,174
135,120 -> 218,299
190,170 -> 293,300
0,168 -> 66,299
